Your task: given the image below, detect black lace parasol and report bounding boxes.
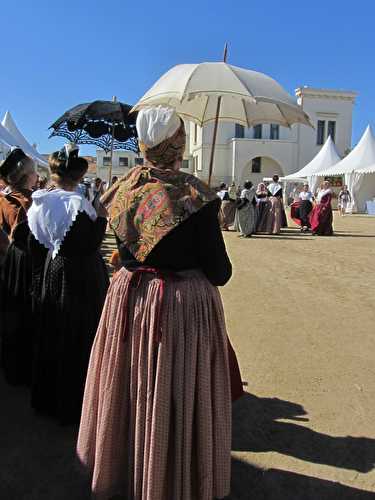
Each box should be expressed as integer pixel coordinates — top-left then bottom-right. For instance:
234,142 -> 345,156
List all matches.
49,100 -> 138,153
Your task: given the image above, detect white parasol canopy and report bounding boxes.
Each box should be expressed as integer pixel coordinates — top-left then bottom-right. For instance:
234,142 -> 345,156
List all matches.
1,111 -> 48,167
132,62 -> 312,129
133,60 -> 312,185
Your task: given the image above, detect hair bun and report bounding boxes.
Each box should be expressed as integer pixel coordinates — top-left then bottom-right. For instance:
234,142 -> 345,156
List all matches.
56,143 -> 79,173
0,147 -> 27,178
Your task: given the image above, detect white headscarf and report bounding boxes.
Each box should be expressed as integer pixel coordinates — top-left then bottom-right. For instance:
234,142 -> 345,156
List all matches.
136,106 -> 181,148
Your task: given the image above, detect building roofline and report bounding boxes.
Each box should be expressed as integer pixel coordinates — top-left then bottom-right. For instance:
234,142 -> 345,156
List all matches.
295,87 -> 358,100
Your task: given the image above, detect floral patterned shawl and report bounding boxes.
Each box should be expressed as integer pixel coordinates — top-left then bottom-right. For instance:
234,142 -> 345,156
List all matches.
101,165 -> 218,262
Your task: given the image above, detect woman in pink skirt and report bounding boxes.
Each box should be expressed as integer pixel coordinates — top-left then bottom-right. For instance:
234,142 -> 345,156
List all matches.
77,106 -> 243,500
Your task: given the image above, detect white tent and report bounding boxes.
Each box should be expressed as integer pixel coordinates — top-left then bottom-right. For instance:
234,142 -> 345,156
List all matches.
347,163 -> 375,213
1,111 -> 48,167
284,135 -> 341,193
312,125 -> 375,212
0,121 -> 19,160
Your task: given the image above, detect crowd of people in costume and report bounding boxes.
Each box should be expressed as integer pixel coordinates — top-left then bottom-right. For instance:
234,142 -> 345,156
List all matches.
217,175 -> 336,237
0,103 -> 347,499
0,106 -> 244,500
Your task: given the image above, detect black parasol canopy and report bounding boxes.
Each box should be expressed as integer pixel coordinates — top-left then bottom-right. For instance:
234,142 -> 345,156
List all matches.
49,100 -> 138,153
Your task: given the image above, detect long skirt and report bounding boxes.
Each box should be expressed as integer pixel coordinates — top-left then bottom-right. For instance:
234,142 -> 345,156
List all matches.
77,268 -> 232,500
281,202 -> 288,228
310,204 -> 333,235
0,242 -> 34,386
219,200 -> 236,229
256,197 -> 282,234
299,200 -> 313,227
31,251 -> 109,424
234,203 -> 256,236
256,201 -> 271,232
291,200 -> 312,228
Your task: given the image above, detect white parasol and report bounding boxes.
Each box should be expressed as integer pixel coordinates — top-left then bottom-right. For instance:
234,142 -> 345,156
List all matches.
132,47 -> 313,185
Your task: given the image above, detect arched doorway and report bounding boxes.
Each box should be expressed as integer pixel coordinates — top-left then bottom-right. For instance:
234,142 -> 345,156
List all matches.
239,156 -> 284,188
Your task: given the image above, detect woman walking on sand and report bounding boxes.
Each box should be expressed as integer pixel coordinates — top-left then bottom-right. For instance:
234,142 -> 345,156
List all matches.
217,182 -> 236,230
310,180 -> 334,235
234,180 -> 257,237
77,106 -> 243,500
338,185 -> 352,216
290,183 -> 314,232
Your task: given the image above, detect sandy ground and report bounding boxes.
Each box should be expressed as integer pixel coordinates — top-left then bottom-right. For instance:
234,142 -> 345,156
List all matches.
225,212 -> 375,498
1,212 -> 375,499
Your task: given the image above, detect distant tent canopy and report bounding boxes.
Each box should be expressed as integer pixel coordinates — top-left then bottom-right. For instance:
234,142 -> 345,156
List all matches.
311,125 -> 375,213
0,121 -> 19,159
313,125 -> 375,177
1,111 -> 49,168
283,135 -> 341,193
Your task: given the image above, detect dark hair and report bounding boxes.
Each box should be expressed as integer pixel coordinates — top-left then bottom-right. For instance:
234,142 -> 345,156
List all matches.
49,151 -> 88,183
272,175 -> 279,182
0,147 -> 35,188
244,180 -> 253,189
219,182 -> 226,190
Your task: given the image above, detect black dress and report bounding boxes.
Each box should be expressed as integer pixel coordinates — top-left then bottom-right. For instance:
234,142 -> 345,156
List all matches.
0,190 -> 34,386
29,212 -> 109,424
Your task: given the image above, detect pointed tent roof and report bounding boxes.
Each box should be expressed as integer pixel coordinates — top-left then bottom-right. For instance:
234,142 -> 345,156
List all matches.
0,121 -> 19,150
284,135 -> 341,179
314,125 -> 375,176
1,111 -> 48,167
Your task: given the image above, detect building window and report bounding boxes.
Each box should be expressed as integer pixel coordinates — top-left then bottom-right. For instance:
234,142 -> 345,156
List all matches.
253,124 -> 262,139
103,157 -> 111,166
119,157 -> 129,167
328,121 -> 336,142
182,159 -> 190,169
235,123 -> 245,138
317,120 -> 325,145
251,157 -> 262,173
194,124 -> 198,144
270,124 -> 279,140
135,157 -> 144,165
193,156 -> 201,172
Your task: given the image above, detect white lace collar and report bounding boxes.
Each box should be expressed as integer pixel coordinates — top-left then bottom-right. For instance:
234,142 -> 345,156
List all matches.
28,188 -> 97,258
268,182 -> 282,196
317,188 -> 332,203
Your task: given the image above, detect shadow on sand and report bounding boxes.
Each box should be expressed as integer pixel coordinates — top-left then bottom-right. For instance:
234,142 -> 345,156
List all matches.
229,458 -> 375,500
229,393 -> 375,499
1,381 -> 375,499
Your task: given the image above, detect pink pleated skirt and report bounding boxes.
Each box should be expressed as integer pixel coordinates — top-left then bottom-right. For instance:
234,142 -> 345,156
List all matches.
77,267 -> 232,500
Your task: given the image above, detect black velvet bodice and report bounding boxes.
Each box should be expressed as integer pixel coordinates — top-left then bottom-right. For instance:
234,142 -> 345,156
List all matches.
118,199 -> 232,287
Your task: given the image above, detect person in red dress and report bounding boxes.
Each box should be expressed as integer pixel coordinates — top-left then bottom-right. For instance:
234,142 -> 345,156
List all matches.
310,180 -> 334,235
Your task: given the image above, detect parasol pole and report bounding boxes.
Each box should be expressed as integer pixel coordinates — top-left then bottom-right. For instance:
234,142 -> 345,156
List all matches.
108,95 -> 117,187
207,43 -> 228,187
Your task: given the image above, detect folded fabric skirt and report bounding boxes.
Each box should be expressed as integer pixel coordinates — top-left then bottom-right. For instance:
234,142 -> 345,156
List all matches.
77,267 -> 235,500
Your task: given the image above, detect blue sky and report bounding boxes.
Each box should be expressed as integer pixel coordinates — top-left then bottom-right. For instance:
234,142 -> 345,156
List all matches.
1,0 -> 373,154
